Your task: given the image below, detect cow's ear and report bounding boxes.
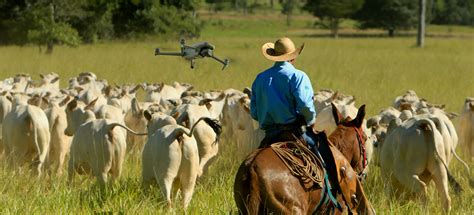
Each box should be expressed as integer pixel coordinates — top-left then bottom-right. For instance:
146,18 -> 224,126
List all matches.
330,91 -> 339,102
41,97 -> 49,106
103,85 -> 112,97
243,87 -> 252,98
171,111 -> 180,120
59,96 -> 71,107
239,97 -> 250,113
51,76 -> 59,83
331,103 -> 343,125
352,104 -> 366,128
399,102 -> 412,111
85,97 -> 98,110
131,98 -> 142,116
74,86 -> 84,93
129,84 -> 142,94
216,92 -> 226,101
67,100 -> 77,111
446,112 -> 459,119
143,110 -> 152,121
199,98 -> 213,110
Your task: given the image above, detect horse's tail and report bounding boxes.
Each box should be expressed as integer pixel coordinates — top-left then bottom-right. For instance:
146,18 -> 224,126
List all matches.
245,164 -> 261,214
234,149 -> 263,215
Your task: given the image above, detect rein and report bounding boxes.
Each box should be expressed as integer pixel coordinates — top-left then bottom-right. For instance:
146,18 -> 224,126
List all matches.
354,127 -> 367,177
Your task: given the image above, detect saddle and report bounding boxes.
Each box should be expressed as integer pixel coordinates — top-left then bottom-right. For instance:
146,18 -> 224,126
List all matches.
261,130 -> 344,212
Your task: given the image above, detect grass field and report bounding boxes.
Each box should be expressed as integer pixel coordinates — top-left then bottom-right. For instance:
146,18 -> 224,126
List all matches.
0,13 -> 473,214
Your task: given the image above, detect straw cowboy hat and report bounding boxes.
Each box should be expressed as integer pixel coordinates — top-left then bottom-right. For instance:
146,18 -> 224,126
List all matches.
261,37 -> 304,62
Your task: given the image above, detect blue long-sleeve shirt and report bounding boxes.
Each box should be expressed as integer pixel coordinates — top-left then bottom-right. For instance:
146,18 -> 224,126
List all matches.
250,61 -> 316,130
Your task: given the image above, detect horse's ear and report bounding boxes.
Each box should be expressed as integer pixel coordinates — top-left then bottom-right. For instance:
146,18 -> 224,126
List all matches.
331,103 -> 343,125
352,104 -> 366,128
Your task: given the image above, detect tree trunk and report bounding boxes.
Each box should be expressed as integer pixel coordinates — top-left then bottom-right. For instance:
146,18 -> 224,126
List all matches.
46,1 -> 55,54
388,28 -> 395,37
286,12 -> 292,26
270,0 -> 274,8
331,19 -> 340,39
417,0 -> 426,47
46,43 -> 54,54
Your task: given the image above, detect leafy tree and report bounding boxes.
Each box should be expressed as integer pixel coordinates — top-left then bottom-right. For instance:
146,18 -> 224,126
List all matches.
112,0 -> 202,39
70,0 -> 116,43
304,0 -> 364,38
24,0 -> 83,54
282,0 -> 296,26
0,0 -> 33,44
354,0 -> 418,37
431,0 -> 473,25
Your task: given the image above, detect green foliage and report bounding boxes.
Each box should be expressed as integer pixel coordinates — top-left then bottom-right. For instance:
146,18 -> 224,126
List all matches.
304,0 -> 364,37
354,0 -> 418,36
70,0 -> 116,43
143,4 -> 202,38
160,0 -> 202,11
112,1 -> 201,39
24,2 -> 81,51
304,0 -> 364,19
431,0 -> 474,25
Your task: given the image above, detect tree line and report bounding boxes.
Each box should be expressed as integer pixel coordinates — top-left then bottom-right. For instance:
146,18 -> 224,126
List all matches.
0,0 -> 472,52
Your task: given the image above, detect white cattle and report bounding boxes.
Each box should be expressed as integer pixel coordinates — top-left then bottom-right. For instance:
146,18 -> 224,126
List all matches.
173,104 -> 222,177
105,84 -> 141,114
45,98 -> 72,175
376,117 -> 461,212
0,92 -> 13,157
198,92 -> 226,120
142,111 -> 199,209
124,98 -> 160,152
459,97 -> 474,160
314,102 -> 358,135
65,99 -> 146,185
11,74 -> 31,93
2,103 -> 50,176
236,96 -> 264,155
313,90 -> 355,113
39,73 -> 60,91
143,83 -> 162,102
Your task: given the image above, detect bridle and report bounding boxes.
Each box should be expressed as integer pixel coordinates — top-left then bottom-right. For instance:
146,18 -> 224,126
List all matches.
354,126 -> 367,179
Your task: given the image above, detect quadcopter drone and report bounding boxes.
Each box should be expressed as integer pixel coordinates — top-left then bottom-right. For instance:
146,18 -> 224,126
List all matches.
155,39 -> 229,70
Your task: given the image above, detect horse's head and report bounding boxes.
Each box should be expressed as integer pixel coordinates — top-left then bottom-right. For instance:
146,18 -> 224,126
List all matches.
329,103 -> 367,178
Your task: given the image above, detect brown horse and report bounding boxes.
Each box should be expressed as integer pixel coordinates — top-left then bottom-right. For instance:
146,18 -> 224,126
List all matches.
234,105 -> 374,214
328,104 -> 368,178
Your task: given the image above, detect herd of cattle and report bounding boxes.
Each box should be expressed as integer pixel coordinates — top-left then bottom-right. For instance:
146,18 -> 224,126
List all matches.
0,72 -> 472,211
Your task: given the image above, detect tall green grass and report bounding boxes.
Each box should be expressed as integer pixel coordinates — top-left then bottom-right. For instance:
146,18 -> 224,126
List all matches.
0,15 -> 473,214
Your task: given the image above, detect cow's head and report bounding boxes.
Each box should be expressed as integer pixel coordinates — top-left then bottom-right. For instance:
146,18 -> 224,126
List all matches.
144,109 -> 177,134
64,99 -> 96,136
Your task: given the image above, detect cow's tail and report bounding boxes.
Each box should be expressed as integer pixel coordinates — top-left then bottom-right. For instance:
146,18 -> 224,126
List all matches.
106,123 -> 148,136
420,119 -> 463,194
450,148 -> 474,188
28,116 -> 45,172
180,117 -> 222,140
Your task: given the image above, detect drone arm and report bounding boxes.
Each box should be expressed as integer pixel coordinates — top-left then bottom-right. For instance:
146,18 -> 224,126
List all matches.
155,48 -> 183,56
211,56 -> 229,70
